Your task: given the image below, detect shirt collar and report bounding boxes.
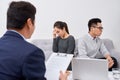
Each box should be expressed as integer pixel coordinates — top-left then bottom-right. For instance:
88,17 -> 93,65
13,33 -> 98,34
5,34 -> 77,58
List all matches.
87,33 -> 98,40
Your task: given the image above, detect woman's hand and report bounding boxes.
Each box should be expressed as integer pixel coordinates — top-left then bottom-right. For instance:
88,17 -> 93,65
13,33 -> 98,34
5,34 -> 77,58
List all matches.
53,29 -> 57,38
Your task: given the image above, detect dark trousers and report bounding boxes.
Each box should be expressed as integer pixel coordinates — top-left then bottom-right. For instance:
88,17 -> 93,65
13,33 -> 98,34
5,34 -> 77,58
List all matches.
99,57 -> 118,71
67,62 -> 72,71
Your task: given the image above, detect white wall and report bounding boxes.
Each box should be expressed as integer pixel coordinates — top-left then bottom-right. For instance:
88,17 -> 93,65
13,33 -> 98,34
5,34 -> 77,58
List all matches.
0,0 -> 120,51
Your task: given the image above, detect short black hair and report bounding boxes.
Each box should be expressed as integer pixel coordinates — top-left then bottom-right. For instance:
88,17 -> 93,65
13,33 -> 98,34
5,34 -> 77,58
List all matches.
7,1 -> 36,29
54,21 -> 69,34
88,18 -> 102,31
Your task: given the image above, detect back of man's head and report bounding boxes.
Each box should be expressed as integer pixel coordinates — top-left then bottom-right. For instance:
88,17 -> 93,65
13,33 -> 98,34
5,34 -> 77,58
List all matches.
7,1 -> 36,30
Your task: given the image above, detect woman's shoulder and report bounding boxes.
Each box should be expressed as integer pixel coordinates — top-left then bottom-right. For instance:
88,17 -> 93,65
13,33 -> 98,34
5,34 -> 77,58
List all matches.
67,35 -> 75,40
68,35 -> 75,39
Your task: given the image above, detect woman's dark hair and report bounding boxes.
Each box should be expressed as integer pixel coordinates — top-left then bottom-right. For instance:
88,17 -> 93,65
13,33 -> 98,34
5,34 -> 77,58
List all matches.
7,1 -> 36,29
54,21 -> 69,34
88,18 -> 102,31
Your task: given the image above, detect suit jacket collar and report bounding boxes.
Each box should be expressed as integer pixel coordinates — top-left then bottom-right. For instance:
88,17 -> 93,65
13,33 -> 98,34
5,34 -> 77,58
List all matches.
3,30 -> 25,40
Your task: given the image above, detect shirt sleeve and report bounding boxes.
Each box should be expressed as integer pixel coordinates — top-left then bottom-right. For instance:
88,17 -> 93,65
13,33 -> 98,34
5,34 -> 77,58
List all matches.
99,40 -> 109,57
66,36 -> 75,54
78,38 -> 90,58
22,49 -> 46,80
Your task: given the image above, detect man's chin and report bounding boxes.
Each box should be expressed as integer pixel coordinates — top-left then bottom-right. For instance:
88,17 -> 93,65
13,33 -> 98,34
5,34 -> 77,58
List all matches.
98,33 -> 102,36
97,35 -> 101,37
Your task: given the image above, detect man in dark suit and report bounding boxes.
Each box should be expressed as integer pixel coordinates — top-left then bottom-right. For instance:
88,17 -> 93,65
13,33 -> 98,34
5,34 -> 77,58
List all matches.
0,1 -> 68,80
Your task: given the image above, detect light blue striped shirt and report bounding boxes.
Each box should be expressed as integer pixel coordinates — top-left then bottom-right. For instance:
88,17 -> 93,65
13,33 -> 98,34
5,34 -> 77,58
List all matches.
78,33 -> 109,58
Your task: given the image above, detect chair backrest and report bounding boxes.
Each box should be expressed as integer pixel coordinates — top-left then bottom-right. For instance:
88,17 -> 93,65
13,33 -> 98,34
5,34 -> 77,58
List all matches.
31,39 -> 114,60
102,39 -> 114,52
31,39 -> 79,59
31,39 -> 53,61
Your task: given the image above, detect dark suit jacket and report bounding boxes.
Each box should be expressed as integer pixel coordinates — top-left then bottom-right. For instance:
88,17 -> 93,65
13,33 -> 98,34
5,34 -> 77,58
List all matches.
0,31 -> 46,80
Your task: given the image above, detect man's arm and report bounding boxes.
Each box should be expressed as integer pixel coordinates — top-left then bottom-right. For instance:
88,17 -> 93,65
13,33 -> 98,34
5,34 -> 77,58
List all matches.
100,42 -> 114,68
78,38 -> 89,58
23,49 -> 46,80
104,54 -> 114,68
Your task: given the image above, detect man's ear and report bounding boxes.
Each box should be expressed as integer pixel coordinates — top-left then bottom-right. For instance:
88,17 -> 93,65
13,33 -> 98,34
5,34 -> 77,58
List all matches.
25,18 -> 34,39
26,18 -> 33,29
